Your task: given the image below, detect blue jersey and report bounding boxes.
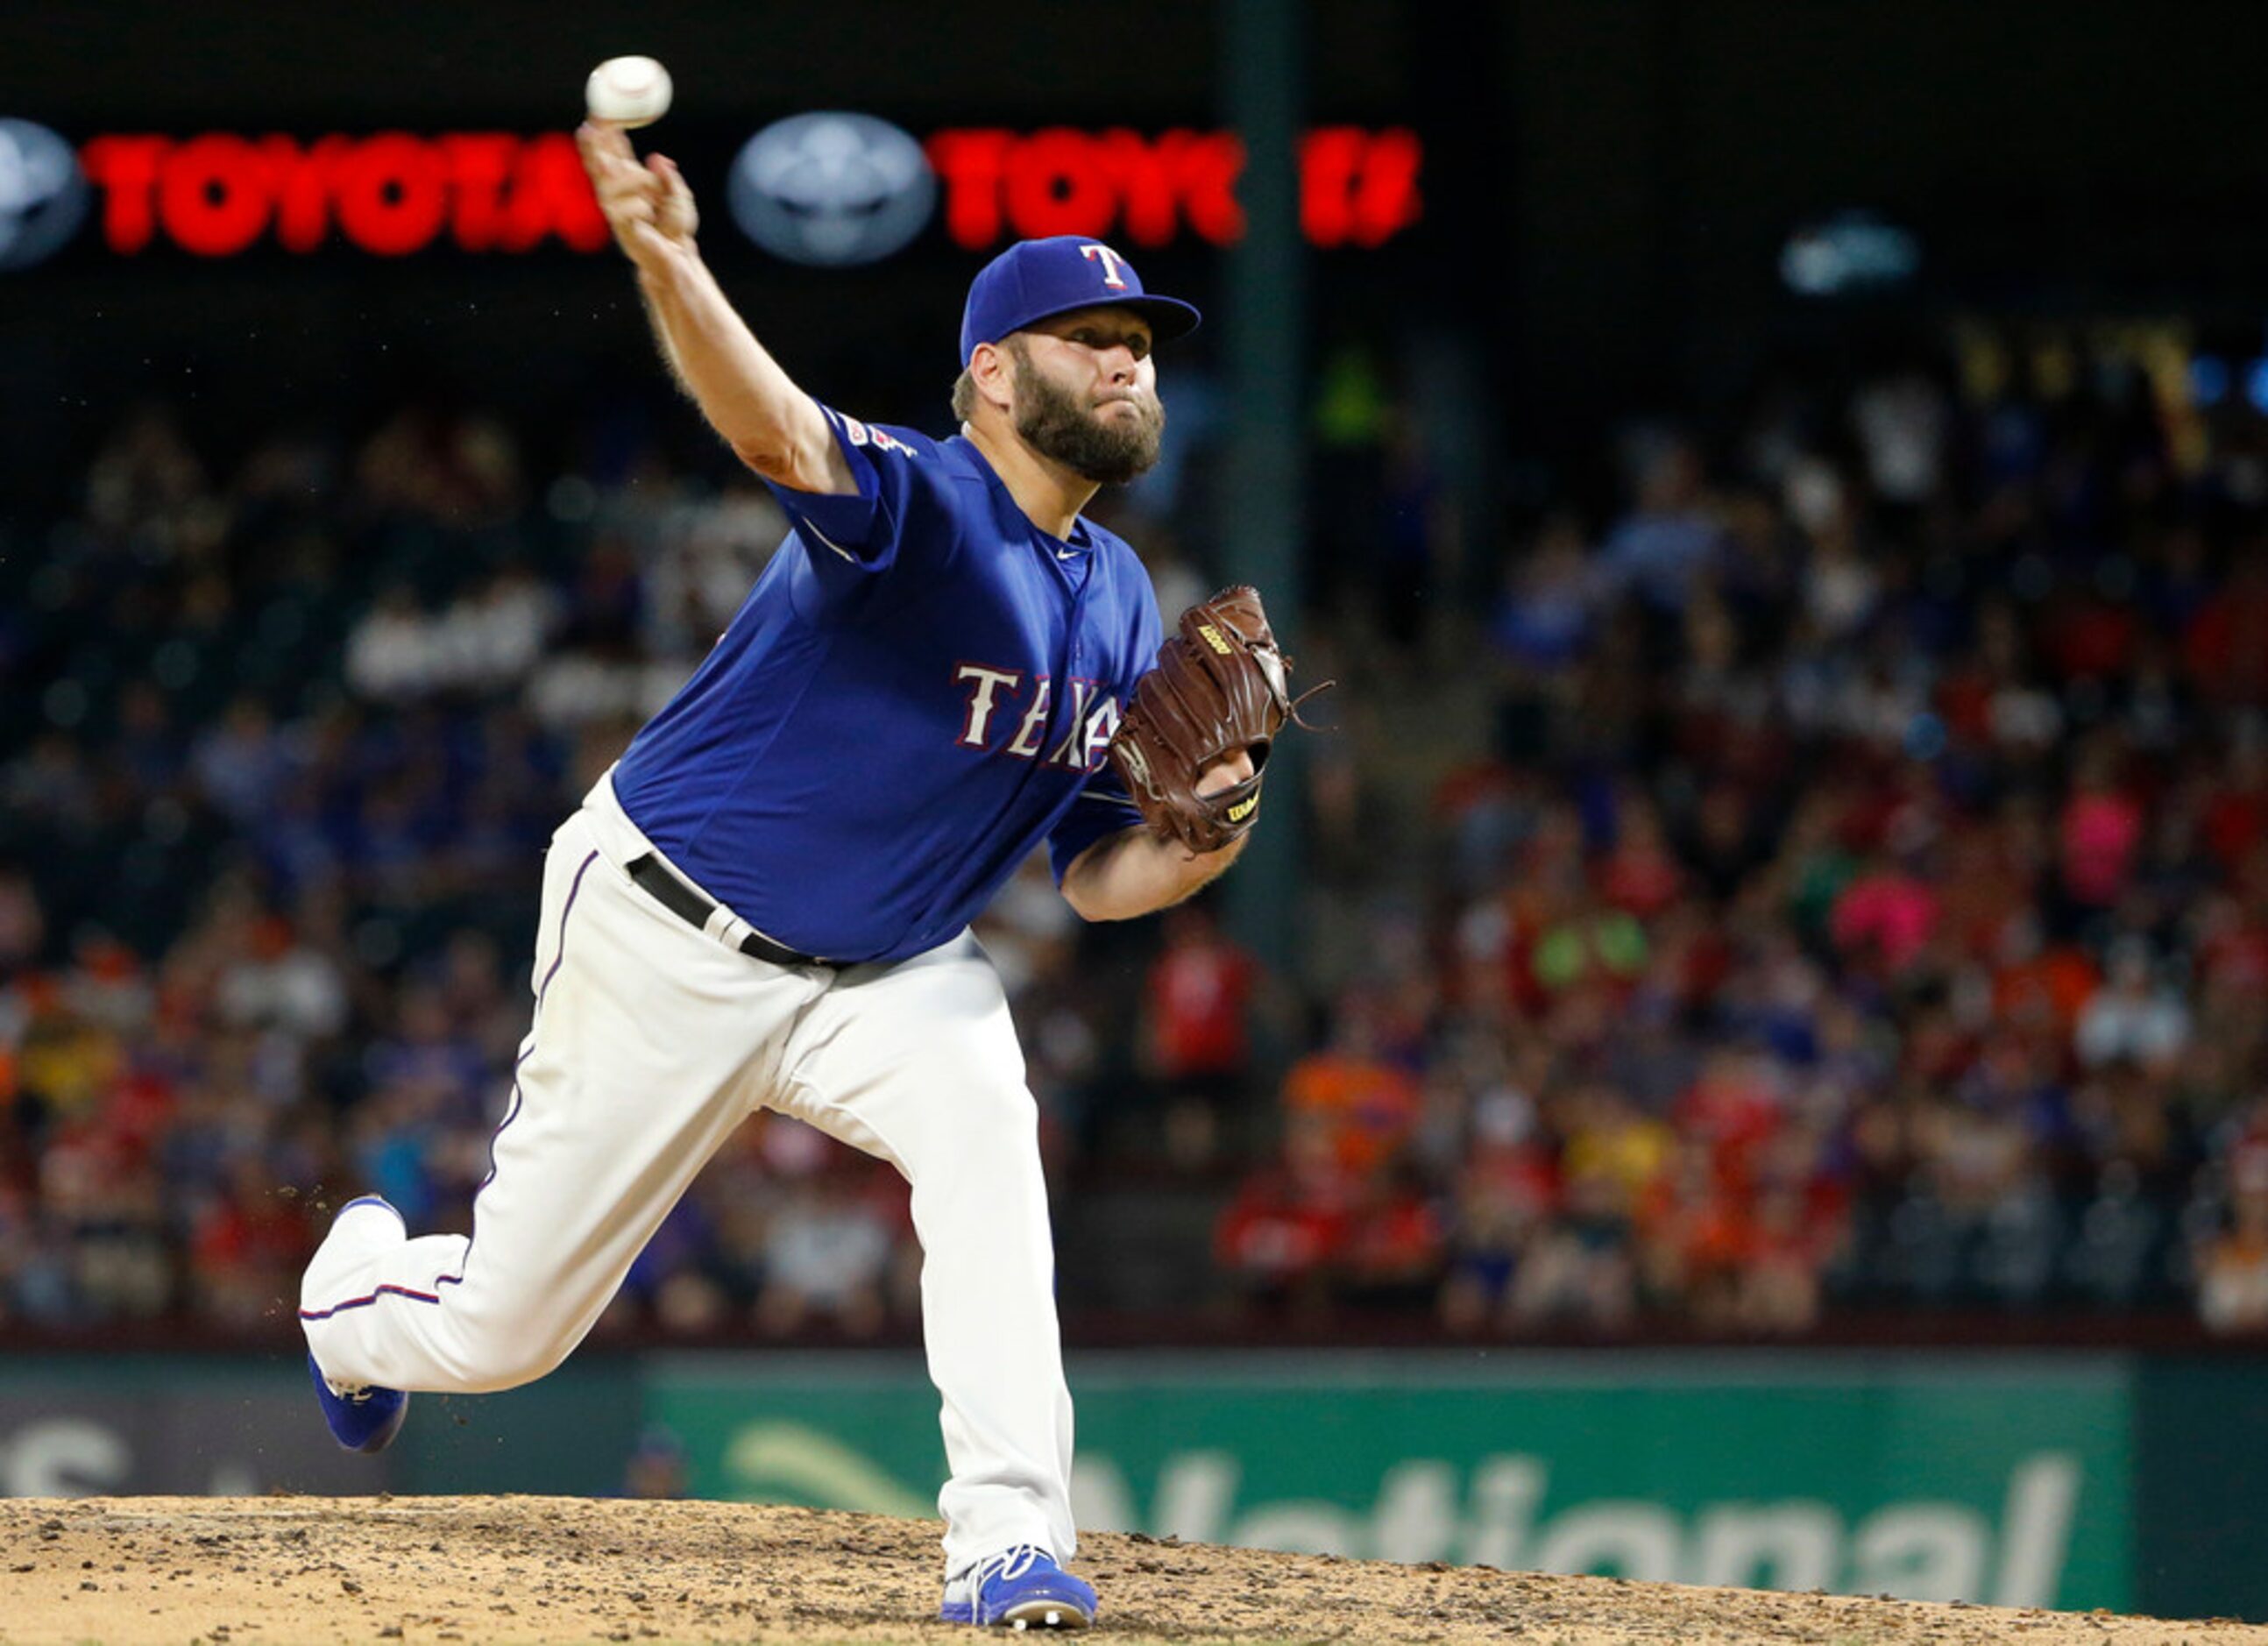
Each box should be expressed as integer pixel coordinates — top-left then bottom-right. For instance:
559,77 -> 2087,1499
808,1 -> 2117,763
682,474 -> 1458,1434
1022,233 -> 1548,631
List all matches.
609,404 -> 1162,966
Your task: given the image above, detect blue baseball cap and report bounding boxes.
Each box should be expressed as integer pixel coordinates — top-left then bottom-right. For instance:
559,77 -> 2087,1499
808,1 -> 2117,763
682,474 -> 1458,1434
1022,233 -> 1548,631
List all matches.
959,236 -> 1201,366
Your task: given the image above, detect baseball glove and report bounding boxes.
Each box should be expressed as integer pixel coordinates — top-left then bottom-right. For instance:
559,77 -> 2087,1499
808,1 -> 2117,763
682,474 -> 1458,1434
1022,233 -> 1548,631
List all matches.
1109,585 -> 1329,855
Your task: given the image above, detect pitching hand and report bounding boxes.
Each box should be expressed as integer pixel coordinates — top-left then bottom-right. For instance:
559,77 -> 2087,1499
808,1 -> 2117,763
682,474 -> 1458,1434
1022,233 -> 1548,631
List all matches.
577,120 -> 698,273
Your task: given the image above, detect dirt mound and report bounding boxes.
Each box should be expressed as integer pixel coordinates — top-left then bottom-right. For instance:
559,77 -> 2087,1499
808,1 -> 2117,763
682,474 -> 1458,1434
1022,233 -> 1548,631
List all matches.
0,1495 -> 2258,1645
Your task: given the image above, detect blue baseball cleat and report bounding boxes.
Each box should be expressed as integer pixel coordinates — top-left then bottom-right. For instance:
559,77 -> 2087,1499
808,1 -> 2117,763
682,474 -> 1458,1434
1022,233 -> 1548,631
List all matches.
303,1195 -> 410,1453
939,1544 -> 1096,1629
308,1352 -> 408,1453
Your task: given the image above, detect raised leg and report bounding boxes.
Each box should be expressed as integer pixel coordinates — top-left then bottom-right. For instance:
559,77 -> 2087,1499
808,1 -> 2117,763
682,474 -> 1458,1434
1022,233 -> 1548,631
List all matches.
301,810 -> 824,1394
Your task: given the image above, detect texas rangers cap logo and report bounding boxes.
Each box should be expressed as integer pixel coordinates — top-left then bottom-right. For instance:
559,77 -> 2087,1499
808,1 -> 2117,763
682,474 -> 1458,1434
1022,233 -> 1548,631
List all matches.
1080,243 -> 1129,289
959,234 -> 1201,365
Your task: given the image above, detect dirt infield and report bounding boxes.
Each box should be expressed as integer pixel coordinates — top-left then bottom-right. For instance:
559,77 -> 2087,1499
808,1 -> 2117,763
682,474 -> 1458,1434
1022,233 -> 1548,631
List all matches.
0,1495 -> 2260,1646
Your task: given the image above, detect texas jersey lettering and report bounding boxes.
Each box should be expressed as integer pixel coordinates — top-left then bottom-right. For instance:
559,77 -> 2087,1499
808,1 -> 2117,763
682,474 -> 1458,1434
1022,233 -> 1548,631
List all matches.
954,665 -> 1123,769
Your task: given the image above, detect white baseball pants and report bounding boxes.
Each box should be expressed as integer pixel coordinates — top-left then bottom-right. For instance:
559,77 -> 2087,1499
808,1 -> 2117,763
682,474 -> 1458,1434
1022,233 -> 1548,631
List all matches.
299,773 -> 1076,1575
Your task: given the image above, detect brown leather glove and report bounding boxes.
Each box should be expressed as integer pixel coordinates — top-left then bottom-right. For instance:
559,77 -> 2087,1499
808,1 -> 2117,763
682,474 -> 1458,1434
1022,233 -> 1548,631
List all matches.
1109,585 -> 1328,855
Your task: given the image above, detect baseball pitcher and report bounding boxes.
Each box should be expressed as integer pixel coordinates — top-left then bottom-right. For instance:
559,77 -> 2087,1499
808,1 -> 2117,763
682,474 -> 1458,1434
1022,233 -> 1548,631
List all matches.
296,117 -> 1315,1630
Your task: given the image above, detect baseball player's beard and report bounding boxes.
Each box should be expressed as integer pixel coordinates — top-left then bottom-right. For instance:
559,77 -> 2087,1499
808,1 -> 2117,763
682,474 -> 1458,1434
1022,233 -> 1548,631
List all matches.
1010,352 -> 1166,486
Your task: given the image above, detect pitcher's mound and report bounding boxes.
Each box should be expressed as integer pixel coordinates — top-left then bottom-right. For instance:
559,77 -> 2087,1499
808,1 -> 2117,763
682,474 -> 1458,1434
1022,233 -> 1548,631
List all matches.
0,1494 -> 2257,1645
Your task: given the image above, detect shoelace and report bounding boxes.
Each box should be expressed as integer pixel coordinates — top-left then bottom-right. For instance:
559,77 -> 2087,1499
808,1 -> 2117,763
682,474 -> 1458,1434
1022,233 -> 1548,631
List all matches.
976,1545 -> 1045,1586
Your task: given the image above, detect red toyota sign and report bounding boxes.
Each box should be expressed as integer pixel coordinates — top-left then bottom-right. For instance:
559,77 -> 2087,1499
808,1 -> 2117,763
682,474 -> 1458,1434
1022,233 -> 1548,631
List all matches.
28,121 -> 1420,264
78,132 -> 606,257
925,127 -> 1421,251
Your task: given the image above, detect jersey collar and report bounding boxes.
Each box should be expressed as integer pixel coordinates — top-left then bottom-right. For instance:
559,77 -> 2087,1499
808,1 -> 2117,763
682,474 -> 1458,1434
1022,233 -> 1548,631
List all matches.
957,436 -> 1096,557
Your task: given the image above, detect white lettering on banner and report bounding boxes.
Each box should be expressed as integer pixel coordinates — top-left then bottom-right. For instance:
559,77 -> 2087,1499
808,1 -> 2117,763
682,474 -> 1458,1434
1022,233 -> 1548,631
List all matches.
0,1419 -> 131,1496
1464,1455 -> 1545,1571
724,1421 -> 931,1518
734,1418 -> 2087,1610
1993,1453 -> 2079,1608
1150,1449 -> 1237,1543
1372,1461 -> 1461,1565
1067,1448 -> 2083,1607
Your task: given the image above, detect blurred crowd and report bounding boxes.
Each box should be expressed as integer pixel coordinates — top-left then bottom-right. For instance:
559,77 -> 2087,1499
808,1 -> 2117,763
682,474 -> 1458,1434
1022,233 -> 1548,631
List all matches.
1216,330 -> 2268,1336
7,322 -> 2268,1342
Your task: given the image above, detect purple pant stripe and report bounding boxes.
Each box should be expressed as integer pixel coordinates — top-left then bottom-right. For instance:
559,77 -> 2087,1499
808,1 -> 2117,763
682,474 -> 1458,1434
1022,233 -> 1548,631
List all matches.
298,1281 -> 442,1321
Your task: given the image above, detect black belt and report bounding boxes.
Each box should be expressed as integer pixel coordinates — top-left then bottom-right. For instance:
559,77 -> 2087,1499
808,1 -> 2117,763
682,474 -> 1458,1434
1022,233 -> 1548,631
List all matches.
624,853 -> 828,968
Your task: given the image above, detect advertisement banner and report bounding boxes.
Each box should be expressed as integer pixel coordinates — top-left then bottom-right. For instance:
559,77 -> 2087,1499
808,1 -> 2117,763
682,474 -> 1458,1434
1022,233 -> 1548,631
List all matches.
646,1351 -> 2131,1610
0,1357 -> 373,1497
0,1349 -> 2140,1612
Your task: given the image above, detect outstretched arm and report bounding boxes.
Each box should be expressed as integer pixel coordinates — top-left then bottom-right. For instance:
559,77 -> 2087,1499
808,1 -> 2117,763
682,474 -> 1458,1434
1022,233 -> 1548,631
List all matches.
576,120 -> 853,496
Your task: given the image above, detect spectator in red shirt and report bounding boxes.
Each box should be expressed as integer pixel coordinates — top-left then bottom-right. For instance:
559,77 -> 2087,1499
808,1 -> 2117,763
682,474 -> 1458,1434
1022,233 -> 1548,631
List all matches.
2059,746 -> 2144,912
1145,906 -> 1258,1079
1141,904 -> 1265,1165
1830,854 -> 1940,977
1215,1110 -> 1361,1310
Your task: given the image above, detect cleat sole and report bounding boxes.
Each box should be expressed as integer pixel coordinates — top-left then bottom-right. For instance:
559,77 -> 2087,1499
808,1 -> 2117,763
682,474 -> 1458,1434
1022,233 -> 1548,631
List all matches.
1002,1599 -> 1089,1628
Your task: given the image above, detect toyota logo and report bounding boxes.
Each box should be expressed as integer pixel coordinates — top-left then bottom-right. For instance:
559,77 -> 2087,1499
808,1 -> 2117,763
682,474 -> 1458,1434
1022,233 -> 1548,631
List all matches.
726,112 -> 935,267
0,119 -> 89,273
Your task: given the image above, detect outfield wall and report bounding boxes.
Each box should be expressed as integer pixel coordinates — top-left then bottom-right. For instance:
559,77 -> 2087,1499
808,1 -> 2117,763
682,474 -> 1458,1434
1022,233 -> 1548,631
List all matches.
0,1351 -> 2249,1620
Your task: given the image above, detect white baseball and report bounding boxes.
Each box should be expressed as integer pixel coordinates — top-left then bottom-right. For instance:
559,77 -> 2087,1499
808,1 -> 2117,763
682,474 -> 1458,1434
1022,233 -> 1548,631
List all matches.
585,56 -> 672,129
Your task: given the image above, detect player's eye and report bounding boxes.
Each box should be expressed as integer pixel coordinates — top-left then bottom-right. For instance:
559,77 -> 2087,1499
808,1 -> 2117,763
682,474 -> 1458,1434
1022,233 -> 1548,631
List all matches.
1076,330 -> 1149,359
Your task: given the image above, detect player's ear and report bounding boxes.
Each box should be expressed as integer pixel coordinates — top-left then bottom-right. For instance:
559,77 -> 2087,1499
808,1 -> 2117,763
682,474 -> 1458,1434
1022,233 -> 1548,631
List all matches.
969,341 -> 1017,415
